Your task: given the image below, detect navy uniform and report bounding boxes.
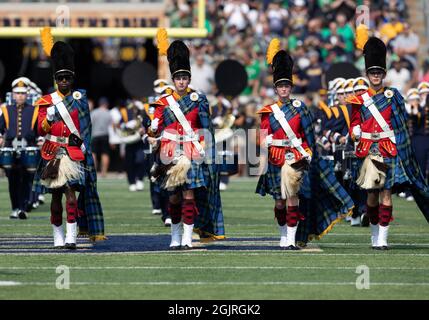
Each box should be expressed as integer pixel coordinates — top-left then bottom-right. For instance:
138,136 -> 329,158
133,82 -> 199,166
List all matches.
407,88 -> 429,184
0,79 -> 39,219
118,101 -> 146,191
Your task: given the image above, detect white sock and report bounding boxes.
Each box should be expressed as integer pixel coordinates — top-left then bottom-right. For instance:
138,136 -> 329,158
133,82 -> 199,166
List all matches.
65,222 -> 77,244
170,222 -> 182,247
52,224 -> 65,247
181,223 -> 194,247
378,225 -> 389,247
285,225 -> 298,247
279,225 -> 287,247
370,223 -> 379,247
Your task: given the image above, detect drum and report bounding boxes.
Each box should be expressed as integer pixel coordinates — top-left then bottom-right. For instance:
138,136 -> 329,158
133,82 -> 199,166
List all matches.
217,150 -> 238,176
21,147 -> 40,172
0,147 -> 15,169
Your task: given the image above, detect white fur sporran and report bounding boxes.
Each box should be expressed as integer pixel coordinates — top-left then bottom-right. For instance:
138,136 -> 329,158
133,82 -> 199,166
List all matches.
41,154 -> 83,189
356,155 -> 386,189
280,162 -> 303,199
164,155 -> 191,190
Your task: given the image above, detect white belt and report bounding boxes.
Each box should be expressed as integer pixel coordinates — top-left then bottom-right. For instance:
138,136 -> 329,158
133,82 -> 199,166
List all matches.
45,134 -> 69,144
271,138 -> 301,147
361,130 -> 395,141
162,131 -> 199,143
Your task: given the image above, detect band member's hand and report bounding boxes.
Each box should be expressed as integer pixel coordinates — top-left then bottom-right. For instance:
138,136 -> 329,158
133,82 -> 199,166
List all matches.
47,106 -> 56,121
352,125 -> 361,140
212,116 -> 223,127
147,136 -> 157,145
125,119 -> 137,129
265,134 -> 273,147
0,136 -> 3,147
339,136 -> 347,144
151,118 -> 159,132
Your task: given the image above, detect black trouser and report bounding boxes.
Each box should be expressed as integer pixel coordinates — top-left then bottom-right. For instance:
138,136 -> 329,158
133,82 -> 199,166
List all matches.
5,166 -> 34,211
144,152 -> 169,219
125,141 -> 145,185
412,135 -> 429,184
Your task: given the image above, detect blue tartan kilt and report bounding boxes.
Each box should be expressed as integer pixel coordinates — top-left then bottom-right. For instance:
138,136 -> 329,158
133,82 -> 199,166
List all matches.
355,154 -> 411,191
162,160 -> 208,193
256,162 -> 308,200
34,158 -> 85,194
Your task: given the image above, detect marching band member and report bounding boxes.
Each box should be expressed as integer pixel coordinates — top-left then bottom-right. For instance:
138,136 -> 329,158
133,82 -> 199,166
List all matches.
148,28 -> 225,249
407,88 -> 429,185
33,27 -> 105,248
0,78 -> 39,219
348,27 -> 429,250
256,39 -> 354,249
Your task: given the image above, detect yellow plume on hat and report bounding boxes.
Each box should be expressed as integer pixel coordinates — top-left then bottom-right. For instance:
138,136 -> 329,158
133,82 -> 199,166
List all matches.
266,38 -> 281,65
355,24 -> 369,51
156,28 -> 169,57
40,26 -> 54,57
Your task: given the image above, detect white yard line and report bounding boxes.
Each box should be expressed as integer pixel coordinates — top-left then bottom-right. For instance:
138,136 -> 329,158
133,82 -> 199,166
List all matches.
3,281 -> 429,287
1,266 -> 429,270
0,251 -> 429,256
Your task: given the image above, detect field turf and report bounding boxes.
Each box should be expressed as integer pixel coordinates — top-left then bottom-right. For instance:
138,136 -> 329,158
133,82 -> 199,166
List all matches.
0,177 -> 428,300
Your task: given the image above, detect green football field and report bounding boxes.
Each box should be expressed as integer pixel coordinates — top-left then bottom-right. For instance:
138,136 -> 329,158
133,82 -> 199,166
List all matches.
0,177 -> 428,300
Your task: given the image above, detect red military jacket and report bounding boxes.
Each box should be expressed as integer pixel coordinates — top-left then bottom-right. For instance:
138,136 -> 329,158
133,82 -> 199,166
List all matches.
151,90 -> 205,162
258,100 -> 311,167
347,87 -> 397,158
36,91 -> 85,161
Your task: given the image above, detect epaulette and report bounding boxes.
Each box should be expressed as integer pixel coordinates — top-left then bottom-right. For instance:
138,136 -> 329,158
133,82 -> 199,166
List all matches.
34,95 -> 52,106
345,95 -> 362,105
256,105 -> 273,114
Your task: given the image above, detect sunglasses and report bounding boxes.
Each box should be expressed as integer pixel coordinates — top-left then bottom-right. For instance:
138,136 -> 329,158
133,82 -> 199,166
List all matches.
55,74 -> 73,81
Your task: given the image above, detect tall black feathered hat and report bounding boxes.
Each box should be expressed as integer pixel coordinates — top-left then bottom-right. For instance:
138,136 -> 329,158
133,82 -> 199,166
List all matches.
40,27 -> 75,75
156,28 -> 191,78
363,37 -> 386,72
266,38 -> 293,86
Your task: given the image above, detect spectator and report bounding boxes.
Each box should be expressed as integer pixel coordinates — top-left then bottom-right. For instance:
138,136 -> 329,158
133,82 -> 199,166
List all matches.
191,54 -> 215,94
223,0 -> 250,31
91,97 -> 112,178
304,50 -> 324,93
385,57 -> 411,94
391,22 -> 419,69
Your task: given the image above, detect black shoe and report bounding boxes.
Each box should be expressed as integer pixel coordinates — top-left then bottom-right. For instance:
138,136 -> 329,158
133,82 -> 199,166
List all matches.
181,245 -> 193,250
283,245 -> 300,251
361,214 -> 370,227
374,246 -> 389,251
64,243 -> 76,250
18,211 -> 28,220
169,245 -> 181,250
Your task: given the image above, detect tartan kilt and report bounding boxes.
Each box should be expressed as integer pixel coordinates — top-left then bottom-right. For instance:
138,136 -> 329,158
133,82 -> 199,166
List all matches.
256,162 -> 309,200
33,158 -> 85,194
355,154 -> 411,190
256,162 -> 282,200
161,160 -> 207,192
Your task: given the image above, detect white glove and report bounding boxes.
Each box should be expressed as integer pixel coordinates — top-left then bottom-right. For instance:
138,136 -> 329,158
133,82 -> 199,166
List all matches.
305,154 -> 312,164
199,148 -> 206,158
151,118 -> 159,131
265,134 -> 273,147
125,119 -> 137,130
46,106 -> 55,121
352,125 -> 362,140
212,116 -> 223,126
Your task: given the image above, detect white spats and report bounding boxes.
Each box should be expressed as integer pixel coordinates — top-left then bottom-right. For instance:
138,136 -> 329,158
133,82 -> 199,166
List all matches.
170,223 -> 182,248
286,225 -> 298,247
52,224 -> 65,247
136,180 -> 144,191
279,225 -> 287,247
350,216 -> 361,226
378,225 -> 389,247
65,222 -> 77,245
370,223 -> 379,247
181,223 -> 194,248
